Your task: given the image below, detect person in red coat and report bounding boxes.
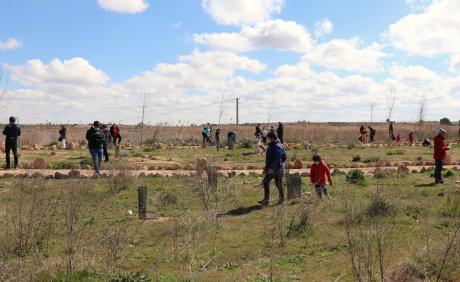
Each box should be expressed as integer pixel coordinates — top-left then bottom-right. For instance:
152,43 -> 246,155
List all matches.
433,128 -> 449,184
310,154 -> 332,200
408,132 -> 414,146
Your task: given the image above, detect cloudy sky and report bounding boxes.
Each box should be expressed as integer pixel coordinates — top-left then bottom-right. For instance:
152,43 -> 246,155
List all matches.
1,0 -> 460,124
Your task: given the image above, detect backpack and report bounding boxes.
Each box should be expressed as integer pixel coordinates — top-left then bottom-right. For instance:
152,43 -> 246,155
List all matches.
92,129 -> 104,146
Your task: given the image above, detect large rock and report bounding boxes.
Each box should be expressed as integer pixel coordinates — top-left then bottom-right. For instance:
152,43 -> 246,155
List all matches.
196,156 -> 208,174
68,169 -> 81,178
32,157 -> 47,169
397,165 -> 410,176
292,159 -> 304,169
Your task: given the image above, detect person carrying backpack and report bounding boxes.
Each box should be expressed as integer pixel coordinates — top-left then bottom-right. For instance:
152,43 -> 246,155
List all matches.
3,116 -> 21,169
86,121 -> 106,176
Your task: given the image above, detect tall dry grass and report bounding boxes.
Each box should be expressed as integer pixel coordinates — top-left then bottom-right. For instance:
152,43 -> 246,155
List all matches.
3,122 -> 459,146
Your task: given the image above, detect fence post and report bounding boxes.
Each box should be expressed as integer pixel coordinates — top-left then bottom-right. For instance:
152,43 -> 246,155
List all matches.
207,166 -> 218,192
138,186 -> 147,219
286,173 -> 302,200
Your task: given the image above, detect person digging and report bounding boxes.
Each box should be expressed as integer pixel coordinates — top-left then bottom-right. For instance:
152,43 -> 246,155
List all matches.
258,131 -> 287,206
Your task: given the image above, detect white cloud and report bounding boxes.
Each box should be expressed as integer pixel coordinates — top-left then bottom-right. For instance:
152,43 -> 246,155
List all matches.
389,65 -> 440,85
5,57 -> 109,86
97,0 -> 149,13
449,54 -> 460,72
202,0 -> 284,26
0,38 -> 22,51
302,38 -> 387,73
388,0 -> 460,57
194,19 -> 313,52
314,18 -> 333,38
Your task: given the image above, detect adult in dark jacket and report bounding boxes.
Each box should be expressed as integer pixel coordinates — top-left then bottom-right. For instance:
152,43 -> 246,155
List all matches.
259,131 -> 287,206
86,121 -> 106,175
59,125 -> 67,149
433,129 -> 449,184
276,122 -> 284,144
368,126 -> 376,143
3,116 -> 21,169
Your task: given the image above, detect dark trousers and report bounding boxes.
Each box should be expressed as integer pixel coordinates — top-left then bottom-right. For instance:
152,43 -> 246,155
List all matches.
113,136 -> 121,146
263,171 -> 284,201
103,143 -> 109,161
435,160 -> 443,183
5,140 -> 19,168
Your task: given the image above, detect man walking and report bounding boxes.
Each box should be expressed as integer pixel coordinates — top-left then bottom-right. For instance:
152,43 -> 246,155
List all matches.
3,116 -> 21,169
215,127 -> 221,151
277,122 -> 284,144
434,128 -> 449,184
86,121 -> 106,176
259,131 -> 287,206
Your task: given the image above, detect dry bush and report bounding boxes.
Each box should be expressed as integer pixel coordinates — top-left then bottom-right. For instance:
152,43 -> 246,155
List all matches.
97,227 -> 126,273
1,179 -> 61,257
343,191 -> 396,282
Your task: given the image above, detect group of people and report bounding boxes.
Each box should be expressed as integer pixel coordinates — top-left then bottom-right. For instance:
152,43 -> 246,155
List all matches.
85,121 -> 122,175
0,116 -> 453,189
259,129 -> 332,206
254,122 -> 284,155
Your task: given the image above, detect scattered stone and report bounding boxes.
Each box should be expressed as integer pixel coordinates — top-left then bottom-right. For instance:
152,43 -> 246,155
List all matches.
32,157 -> 47,169
169,163 -> 183,170
292,159 -> 304,169
373,167 -> 394,178
397,165 -> 410,176
54,172 -> 67,179
50,151 -> 56,156
196,156 -> 207,174
30,171 -> 44,178
68,169 -> 81,178
438,192 -> 445,197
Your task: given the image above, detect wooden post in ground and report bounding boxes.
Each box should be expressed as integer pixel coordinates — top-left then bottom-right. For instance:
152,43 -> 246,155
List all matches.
138,186 -> 147,219
286,173 -> 302,200
207,166 -> 217,192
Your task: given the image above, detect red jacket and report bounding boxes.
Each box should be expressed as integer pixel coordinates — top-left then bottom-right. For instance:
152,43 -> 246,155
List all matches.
310,161 -> 332,186
408,132 -> 414,142
433,134 -> 448,161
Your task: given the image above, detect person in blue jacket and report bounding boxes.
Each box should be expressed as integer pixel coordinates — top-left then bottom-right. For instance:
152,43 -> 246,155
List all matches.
3,116 -> 21,169
259,131 -> 287,206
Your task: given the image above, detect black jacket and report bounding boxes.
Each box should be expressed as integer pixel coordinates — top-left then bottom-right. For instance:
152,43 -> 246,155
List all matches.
3,123 -> 21,142
86,126 -> 105,149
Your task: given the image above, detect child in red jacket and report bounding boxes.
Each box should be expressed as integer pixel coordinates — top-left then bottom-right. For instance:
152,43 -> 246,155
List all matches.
310,154 -> 332,200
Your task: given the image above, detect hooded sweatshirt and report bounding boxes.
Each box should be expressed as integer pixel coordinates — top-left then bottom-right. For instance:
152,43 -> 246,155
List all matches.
265,139 -> 286,173
310,161 -> 332,186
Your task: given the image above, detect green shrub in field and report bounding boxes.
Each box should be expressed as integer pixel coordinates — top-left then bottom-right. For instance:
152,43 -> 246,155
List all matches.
444,169 -> 455,178
346,169 -> 367,186
362,156 -> 380,163
111,272 -> 151,282
367,196 -> 395,217
352,155 -> 361,162
386,149 -> 405,156
241,139 -> 253,149
53,161 -> 78,169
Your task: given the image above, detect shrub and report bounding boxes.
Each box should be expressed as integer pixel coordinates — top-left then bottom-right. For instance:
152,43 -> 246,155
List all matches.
386,149 -> 405,156
346,169 -> 367,186
367,197 -> 395,217
352,155 -> 361,162
111,272 -> 151,282
362,156 -> 380,163
53,161 -> 78,169
444,169 -> 455,178
241,139 -> 253,149
440,117 -> 452,125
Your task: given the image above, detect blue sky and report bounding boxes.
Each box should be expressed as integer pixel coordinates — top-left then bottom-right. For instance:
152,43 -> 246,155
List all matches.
1,0 -> 460,124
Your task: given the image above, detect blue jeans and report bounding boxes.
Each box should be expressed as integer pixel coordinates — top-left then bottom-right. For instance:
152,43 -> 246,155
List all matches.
90,148 -> 103,174
435,160 -> 443,183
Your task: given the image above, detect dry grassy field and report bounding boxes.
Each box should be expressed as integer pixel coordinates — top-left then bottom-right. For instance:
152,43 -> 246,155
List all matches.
1,122 -> 460,281
5,121 -> 460,147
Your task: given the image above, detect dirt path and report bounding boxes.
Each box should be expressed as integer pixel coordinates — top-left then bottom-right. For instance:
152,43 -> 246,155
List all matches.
0,165 -> 457,179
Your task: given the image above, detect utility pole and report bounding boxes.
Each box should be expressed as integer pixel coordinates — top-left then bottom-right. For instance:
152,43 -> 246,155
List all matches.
140,92 -> 147,147
236,98 -> 239,128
